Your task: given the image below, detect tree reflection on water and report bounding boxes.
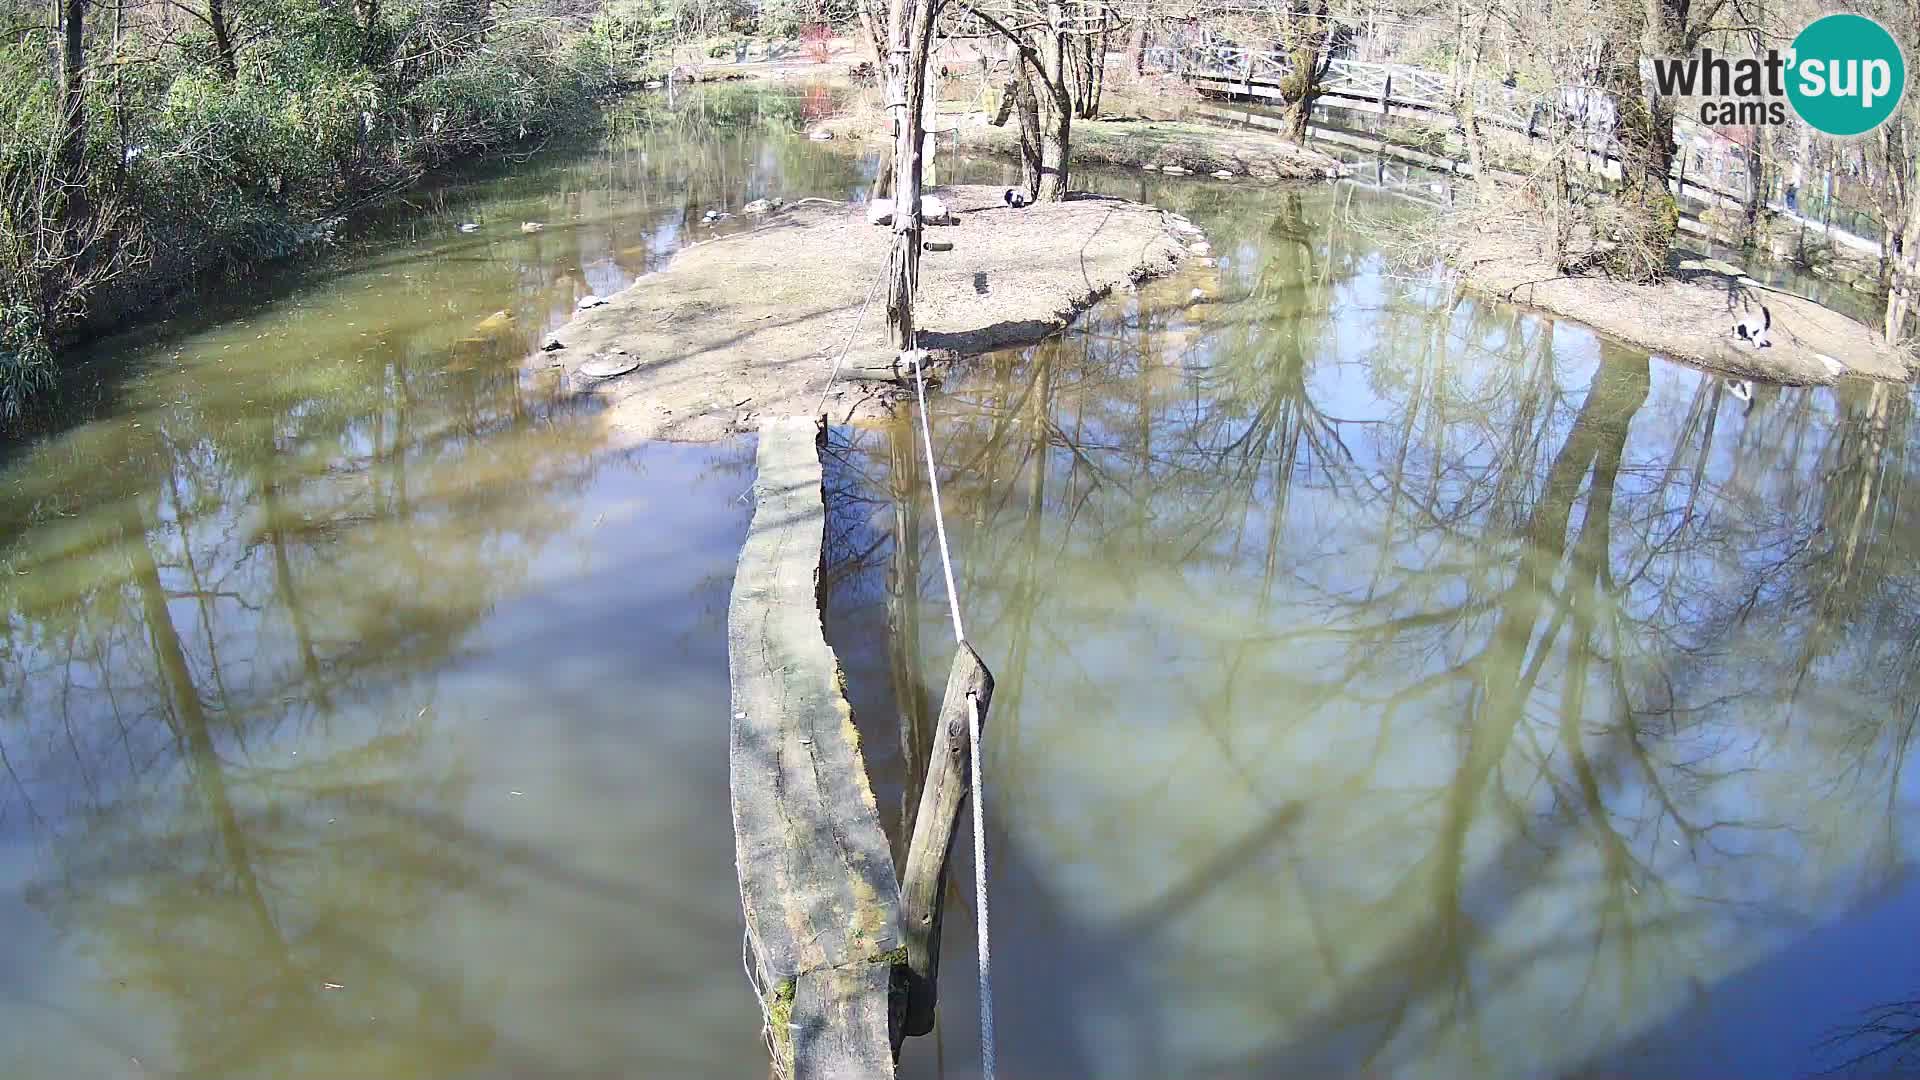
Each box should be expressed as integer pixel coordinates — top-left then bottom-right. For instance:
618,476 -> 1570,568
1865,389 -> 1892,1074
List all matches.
824,184 -> 1920,1080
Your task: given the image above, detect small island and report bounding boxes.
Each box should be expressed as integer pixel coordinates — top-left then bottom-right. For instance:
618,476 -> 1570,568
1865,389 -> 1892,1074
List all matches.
538,184 -> 1199,443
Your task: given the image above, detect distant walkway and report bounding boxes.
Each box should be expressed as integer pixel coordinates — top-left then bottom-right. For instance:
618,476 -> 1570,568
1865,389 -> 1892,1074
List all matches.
1147,41 -> 1885,257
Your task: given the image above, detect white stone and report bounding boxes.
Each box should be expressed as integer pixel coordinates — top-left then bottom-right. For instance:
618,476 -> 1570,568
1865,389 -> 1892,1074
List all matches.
742,199 -> 776,216
866,199 -> 895,226
1212,170 -> 1235,180
809,129 -> 834,141
1162,165 -> 1190,175
577,296 -> 607,311
1188,241 -> 1212,256
921,194 -> 951,224
579,354 -> 642,380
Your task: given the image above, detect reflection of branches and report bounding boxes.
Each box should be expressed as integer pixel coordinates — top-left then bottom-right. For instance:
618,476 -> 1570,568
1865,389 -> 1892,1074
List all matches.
1821,999 -> 1920,1077
815,176 -> 1920,1079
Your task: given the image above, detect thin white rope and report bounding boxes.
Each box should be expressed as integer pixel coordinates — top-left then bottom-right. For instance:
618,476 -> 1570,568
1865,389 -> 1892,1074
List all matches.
910,354 -> 966,644
965,690 -> 995,1080
813,265 -> 889,418
908,352 -> 993,1080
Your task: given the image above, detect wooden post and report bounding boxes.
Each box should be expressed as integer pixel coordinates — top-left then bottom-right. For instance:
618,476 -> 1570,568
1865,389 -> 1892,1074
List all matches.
1379,73 -> 1392,117
896,641 -> 995,1040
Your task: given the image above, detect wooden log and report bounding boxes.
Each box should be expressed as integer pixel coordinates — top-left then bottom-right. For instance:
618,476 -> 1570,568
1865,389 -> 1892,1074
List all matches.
730,417 -> 905,1080
896,641 -> 995,1040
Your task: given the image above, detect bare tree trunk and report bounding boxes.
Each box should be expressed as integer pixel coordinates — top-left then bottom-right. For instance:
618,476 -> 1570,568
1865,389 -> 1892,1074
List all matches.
1013,55 -> 1042,195
859,2 -> 888,69
884,0 -> 938,349
1735,11 -> 1768,248
1740,126 -> 1767,248
1081,7 -> 1111,119
58,0 -> 88,219
354,0 -> 382,62
969,1 -> 1072,198
1281,0 -> 1331,141
1453,0 -> 1493,200
208,0 -> 238,80
1125,18 -> 1145,75
1035,0 -> 1072,199
1548,150 -> 1573,271
1598,18 -> 1677,282
866,0 -> 896,200
1886,194 -> 1920,342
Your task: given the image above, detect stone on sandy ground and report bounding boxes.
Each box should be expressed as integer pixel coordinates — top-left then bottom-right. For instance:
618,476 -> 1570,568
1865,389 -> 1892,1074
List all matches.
1455,234 -> 1913,385
538,185 -> 1192,442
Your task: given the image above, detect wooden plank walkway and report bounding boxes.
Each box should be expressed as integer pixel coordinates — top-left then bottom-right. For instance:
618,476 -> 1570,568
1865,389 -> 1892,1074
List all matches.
729,417 -> 904,1080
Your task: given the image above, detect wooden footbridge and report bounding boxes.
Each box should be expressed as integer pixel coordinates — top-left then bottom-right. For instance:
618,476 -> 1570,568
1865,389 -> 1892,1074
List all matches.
729,417 -> 993,1079
1147,41 -> 1885,256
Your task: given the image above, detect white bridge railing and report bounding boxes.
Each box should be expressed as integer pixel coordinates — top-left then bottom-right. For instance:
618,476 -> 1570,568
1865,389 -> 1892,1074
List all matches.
1146,43 -> 1614,137
1141,39 -> 1885,256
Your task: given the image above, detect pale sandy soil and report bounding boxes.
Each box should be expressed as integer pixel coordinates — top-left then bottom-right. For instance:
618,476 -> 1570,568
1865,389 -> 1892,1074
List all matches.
528,185 -> 1201,443
1454,233 -> 1913,385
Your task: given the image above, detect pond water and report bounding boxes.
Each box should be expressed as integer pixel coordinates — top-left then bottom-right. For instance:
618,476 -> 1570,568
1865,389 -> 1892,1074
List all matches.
0,86 -> 859,1079
827,180 -> 1920,1079
2,83 -> 1916,1080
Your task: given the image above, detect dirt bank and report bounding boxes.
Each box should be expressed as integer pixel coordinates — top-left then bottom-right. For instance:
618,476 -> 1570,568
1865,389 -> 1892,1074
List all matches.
1453,233 -> 1913,385
534,185 -> 1197,442
818,107 -> 1343,183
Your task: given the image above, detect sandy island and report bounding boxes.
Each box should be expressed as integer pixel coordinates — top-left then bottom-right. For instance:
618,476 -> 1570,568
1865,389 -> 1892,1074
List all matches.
1454,233 -> 1914,386
534,184 -> 1199,442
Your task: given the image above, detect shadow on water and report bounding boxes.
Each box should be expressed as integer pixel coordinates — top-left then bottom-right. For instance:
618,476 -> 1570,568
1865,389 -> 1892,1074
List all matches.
822,181 -> 1920,1079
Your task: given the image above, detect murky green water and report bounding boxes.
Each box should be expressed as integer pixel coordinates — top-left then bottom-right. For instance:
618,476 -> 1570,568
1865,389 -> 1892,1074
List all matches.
4,84 -> 1917,1079
831,185 -> 1920,1079
0,86 -> 860,1079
